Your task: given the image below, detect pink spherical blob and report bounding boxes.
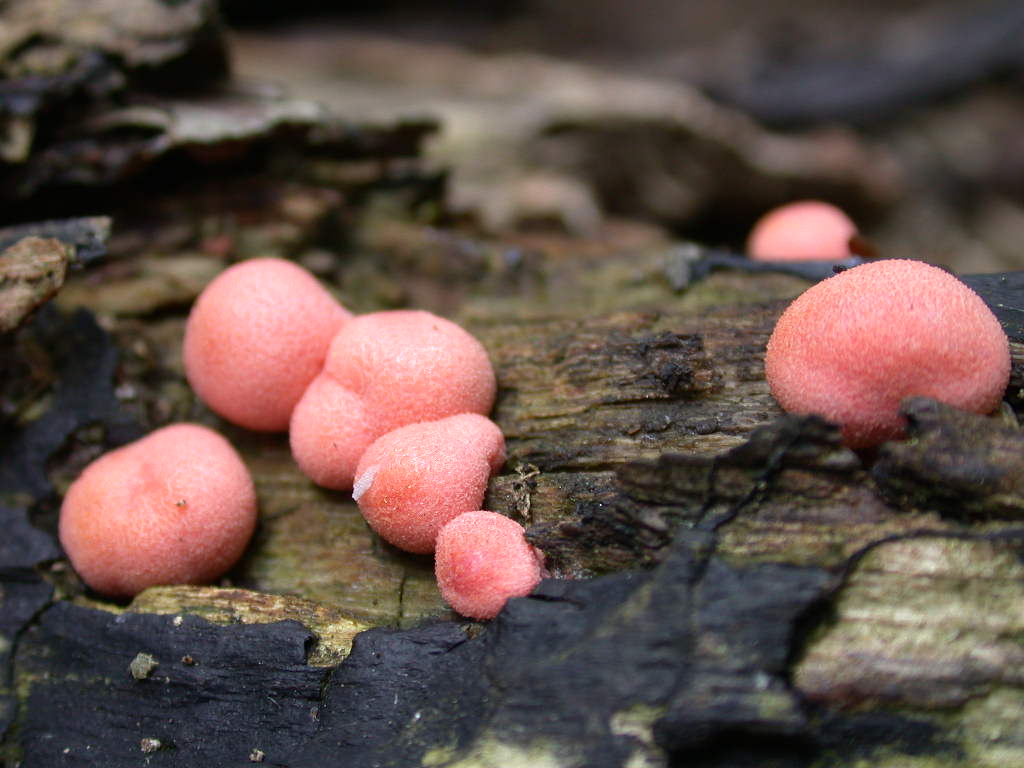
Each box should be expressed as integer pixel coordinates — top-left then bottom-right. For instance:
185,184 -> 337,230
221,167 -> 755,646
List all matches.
765,259 -> 1010,449
353,414 -> 506,554
288,376 -> 375,490
747,200 -> 857,262
435,511 -> 544,620
290,310 -> 497,490
183,257 -> 351,432
59,424 -> 258,598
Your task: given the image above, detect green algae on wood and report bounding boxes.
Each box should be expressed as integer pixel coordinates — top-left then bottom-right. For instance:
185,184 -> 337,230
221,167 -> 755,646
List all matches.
233,436 -> 448,627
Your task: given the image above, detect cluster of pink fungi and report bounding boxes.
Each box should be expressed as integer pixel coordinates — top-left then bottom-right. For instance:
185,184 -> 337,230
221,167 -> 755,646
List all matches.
59,204 -> 1013,613
750,201 -> 1010,449
60,258 -> 544,619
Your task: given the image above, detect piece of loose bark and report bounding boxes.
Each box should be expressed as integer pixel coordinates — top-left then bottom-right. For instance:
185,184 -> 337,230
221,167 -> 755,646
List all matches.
0,237 -> 70,334
872,397 -> 1024,519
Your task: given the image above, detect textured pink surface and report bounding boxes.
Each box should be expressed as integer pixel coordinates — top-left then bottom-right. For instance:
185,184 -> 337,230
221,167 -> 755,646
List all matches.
747,201 -> 857,262
353,414 -> 505,553
765,259 -> 1011,449
183,258 -> 350,431
58,424 -> 258,598
290,310 -> 497,490
435,511 -> 543,620
289,375 -> 375,489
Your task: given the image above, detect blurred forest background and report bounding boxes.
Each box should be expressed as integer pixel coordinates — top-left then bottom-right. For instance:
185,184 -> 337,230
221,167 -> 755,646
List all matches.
215,0 -> 1024,273
5,0 -> 1024,273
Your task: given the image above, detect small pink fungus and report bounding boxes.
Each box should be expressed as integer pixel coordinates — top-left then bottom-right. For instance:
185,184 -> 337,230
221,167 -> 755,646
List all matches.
435,511 -> 544,620
765,259 -> 1010,449
353,414 -> 505,553
290,310 -> 497,490
183,257 -> 350,431
59,424 -> 258,598
747,200 -> 857,262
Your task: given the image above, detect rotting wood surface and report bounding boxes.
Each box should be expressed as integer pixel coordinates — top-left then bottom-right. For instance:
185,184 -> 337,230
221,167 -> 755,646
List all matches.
7,250 -> 1024,766
3,6 -> 1024,764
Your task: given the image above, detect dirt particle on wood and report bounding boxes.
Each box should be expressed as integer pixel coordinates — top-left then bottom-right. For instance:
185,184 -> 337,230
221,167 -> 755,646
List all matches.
129,652 -> 159,680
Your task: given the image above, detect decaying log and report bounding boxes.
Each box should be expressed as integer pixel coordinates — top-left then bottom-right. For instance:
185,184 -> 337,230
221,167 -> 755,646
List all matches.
17,533 -> 836,768
3,7 -> 1024,765
4,249 -> 1024,766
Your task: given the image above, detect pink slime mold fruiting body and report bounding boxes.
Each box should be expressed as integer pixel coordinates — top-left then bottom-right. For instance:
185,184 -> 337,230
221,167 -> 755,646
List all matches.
183,257 -> 351,431
765,259 -> 1010,449
58,424 -> 258,598
290,310 -> 497,490
434,511 -> 544,620
352,414 -> 505,554
747,200 -> 857,262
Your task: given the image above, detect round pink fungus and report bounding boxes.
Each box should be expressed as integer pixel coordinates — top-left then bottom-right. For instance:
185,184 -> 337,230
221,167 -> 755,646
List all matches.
288,375 -> 376,490
59,424 -> 258,598
435,511 -> 544,620
183,257 -> 351,431
290,310 -> 497,490
353,414 -> 506,553
747,200 -> 857,262
765,259 -> 1010,449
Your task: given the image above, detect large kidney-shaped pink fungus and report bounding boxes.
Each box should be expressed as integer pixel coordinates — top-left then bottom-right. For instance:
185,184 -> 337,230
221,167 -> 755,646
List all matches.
290,310 -> 497,489
183,257 -> 351,431
435,510 -> 544,620
59,424 -> 258,598
352,413 -> 505,554
765,259 -> 1010,449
